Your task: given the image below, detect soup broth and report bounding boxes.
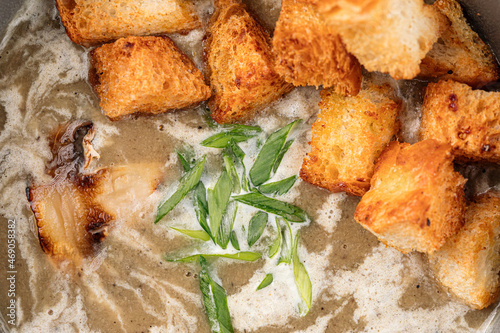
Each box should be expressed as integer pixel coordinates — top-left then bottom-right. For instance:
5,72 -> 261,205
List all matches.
0,0 -> 499,332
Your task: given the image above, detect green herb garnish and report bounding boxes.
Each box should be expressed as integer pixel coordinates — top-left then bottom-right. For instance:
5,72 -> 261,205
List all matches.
268,219 -> 282,258
249,120 -> 300,186
199,256 -> 234,333
278,219 -> 293,265
233,192 -> 309,223
159,120 -> 314,321
223,150 -> 241,194
273,139 -> 294,173
259,176 -> 297,196
165,252 -> 262,263
217,202 -> 238,249
228,140 -> 249,192
207,171 -> 232,241
177,150 -> 193,172
228,139 -> 245,160
201,125 -> 262,148
256,274 -> 273,291
193,182 -> 212,239
247,211 -> 268,247
170,227 -> 211,241
155,157 -> 206,223
292,232 -> 312,314
230,231 -> 240,250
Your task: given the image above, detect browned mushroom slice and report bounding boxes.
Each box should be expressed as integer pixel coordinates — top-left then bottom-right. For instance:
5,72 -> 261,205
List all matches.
28,164 -> 163,265
28,181 -> 113,265
92,163 -> 164,220
27,121 -> 164,265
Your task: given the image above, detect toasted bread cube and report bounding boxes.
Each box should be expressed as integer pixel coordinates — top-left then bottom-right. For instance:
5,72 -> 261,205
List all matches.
300,77 -> 401,196
316,0 -> 449,79
205,0 -> 293,124
430,192 -> 500,309
420,80 -> 500,163
354,140 -> 466,254
272,0 -> 362,95
56,0 -> 201,47
89,36 -> 211,120
419,0 -> 500,87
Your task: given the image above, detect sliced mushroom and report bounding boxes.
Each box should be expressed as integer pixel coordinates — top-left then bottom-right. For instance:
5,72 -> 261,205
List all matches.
27,121 -> 164,266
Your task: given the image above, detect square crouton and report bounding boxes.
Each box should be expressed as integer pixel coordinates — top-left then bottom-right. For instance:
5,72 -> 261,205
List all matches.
354,139 -> 466,254
419,0 -> 500,87
204,0 -> 293,124
56,0 -> 200,47
430,192 -> 500,309
420,80 -> 500,163
300,76 -> 401,196
89,36 -> 211,120
316,0 -> 449,79
272,0 -> 362,95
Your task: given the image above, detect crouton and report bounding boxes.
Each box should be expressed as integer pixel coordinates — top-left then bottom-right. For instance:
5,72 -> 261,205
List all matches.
300,76 -> 401,196
354,139 -> 466,254
272,0 -> 362,95
204,0 -> 293,124
89,36 -> 211,120
420,80 -> 500,163
316,0 -> 449,79
419,0 -> 500,87
56,0 -> 201,47
430,192 -> 500,309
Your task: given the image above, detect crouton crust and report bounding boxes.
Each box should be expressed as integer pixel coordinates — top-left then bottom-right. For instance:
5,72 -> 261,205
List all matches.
420,80 -> 500,163
419,0 -> 500,87
317,0 -> 449,79
430,192 -> 500,309
204,0 -> 293,124
89,36 -> 211,120
300,76 -> 401,196
272,0 -> 362,95
56,0 -> 201,47
354,140 -> 466,254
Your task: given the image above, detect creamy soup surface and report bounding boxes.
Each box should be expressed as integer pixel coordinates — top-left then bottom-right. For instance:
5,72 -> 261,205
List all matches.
1,0 -> 500,332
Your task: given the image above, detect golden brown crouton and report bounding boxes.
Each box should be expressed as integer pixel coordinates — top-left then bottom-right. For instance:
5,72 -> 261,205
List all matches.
420,80 -> 500,163
204,0 -> 293,124
56,0 -> 201,47
354,140 -> 466,254
430,192 -> 500,309
300,76 -> 401,196
419,0 -> 500,87
316,0 -> 449,79
90,36 -> 211,120
272,0 -> 362,95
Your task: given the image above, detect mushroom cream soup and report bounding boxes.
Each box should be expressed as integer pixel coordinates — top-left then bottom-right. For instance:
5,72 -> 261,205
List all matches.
1,0 -> 500,332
